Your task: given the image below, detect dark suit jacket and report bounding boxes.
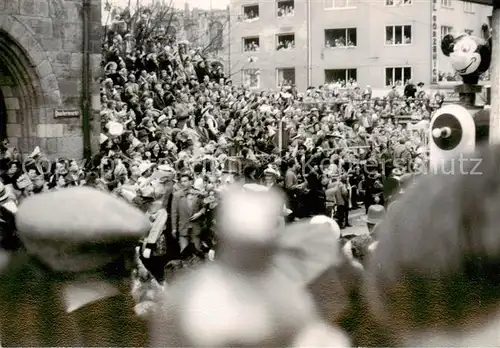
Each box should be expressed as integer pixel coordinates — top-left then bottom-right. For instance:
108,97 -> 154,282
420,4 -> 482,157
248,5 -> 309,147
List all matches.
171,189 -> 203,237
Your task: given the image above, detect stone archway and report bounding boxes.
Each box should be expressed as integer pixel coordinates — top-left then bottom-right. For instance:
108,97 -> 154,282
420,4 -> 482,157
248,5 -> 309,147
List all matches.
0,88 -> 7,140
0,15 -> 62,155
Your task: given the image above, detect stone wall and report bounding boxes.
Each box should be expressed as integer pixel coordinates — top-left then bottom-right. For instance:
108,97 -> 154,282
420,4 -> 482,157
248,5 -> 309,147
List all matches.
0,0 -> 101,160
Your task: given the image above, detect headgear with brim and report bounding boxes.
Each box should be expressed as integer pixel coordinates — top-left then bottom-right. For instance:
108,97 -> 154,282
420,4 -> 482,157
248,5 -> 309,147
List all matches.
107,122 -> 124,137
16,187 -> 150,273
310,215 -> 341,240
263,166 -> 280,178
364,204 -> 386,225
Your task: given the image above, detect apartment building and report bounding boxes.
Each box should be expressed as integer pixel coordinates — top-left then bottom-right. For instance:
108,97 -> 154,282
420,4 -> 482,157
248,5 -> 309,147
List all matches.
229,0 -> 492,91
228,0 -> 308,90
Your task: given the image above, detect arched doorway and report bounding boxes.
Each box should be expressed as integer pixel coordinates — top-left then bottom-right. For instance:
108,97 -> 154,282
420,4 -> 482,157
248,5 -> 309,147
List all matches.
0,28 -> 43,154
0,89 -> 7,141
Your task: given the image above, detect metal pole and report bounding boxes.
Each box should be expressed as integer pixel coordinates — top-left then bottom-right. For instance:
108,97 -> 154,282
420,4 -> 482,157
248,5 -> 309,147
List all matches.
82,0 -> 92,161
279,117 -> 284,154
306,0 -> 311,88
490,0 -> 500,144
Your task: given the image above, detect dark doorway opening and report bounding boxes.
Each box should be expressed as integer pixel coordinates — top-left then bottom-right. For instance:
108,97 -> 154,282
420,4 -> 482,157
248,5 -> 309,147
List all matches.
0,89 -> 6,141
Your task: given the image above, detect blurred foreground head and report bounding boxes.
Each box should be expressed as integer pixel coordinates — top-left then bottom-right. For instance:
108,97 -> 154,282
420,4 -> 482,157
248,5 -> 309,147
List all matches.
153,185 -> 350,347
0,187 -> 151,347
364,145 -> 500,346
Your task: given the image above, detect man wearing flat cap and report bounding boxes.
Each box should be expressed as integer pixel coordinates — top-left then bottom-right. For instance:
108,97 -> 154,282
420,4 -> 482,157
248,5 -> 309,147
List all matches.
0,187 -> 151,347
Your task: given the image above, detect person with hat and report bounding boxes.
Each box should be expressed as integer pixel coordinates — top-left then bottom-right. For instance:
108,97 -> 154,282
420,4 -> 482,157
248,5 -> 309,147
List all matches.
15,174 -> 35,203
383,168 -> 402,205
137,129 -> 150,143
128,180 -> 169,287
334,175 -> 351,229
0,187 -> 151,346
171,171 -> 206,258
146,141 -> 162,163
154,165 -> 179,256
263,165 -> 280,188
152,186 -> 348,347
137,161 -> 155,187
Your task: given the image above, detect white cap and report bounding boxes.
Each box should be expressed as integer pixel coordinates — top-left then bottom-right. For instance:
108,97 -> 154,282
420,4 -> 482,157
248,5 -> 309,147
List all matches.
107,122 -> 124,137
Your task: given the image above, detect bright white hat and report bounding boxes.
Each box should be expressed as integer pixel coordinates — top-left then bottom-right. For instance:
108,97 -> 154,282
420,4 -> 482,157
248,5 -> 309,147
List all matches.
310,215 -> 341,239
107,122 -> 124,137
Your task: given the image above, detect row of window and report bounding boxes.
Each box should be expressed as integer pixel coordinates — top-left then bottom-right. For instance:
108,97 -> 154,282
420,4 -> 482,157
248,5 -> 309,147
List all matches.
326,0 -> 474,10
242,24 -> 476,52
441,0 -> 475,12
241,0 -> 475,16
241,67 -> 413,89
241,0 -> 294,21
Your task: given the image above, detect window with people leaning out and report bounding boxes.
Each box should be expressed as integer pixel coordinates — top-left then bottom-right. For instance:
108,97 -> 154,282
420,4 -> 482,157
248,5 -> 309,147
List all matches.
277,0 -> 294,17
242,68 -> 260,89
242,4 -> 259,21
325,69 -> 357,88
243,37 -> 259,52
325,28 -> 357,48
276,68 -> 295,87
385,25 -> 412,45
276,34 -> 295,50
385,67 -> 412,87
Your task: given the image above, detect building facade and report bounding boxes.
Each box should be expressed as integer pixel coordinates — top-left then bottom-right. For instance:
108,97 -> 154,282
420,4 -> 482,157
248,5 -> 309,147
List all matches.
229,0 -> 492,91
0,0 -> 102,160
154,5 -> 230,65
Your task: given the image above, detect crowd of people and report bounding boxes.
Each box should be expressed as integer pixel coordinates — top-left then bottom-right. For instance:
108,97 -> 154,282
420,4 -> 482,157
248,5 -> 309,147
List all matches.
5,6 -> 500,348
0,8 -> 442,293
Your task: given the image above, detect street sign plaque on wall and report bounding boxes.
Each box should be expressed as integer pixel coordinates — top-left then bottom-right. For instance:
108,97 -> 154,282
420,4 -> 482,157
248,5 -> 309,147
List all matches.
54,109 -> 80,118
